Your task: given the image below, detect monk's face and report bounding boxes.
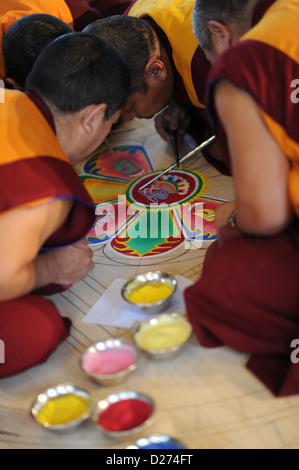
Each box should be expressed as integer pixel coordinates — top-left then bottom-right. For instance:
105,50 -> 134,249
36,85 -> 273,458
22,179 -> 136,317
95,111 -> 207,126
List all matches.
121,81 -> 173,121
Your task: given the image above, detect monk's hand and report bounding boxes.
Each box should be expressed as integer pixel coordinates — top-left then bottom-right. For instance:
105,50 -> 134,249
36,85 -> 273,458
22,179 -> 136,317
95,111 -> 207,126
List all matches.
40,239 -> 94,286
155,104 -> 191,144
214,201 -> 236,235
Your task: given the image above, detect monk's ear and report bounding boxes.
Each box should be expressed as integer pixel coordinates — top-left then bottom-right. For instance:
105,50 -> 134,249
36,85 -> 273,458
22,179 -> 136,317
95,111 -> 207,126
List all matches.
208,20 -> 231,49
81,103 -> 107,134
144,58 -> 167,82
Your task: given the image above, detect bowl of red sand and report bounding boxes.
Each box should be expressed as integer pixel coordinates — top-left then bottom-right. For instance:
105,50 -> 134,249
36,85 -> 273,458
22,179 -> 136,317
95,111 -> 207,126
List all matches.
92,390 -> 154,440
81,339 -> 138,386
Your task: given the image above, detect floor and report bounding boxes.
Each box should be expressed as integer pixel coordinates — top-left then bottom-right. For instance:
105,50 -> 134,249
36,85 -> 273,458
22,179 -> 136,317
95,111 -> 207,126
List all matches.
1,117 -> 299,450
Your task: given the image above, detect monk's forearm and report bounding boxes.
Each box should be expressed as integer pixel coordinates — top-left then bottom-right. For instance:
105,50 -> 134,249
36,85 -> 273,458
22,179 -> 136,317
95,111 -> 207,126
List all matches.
0,241 -> 93,302
0,252 -> 58,302
216,200 -> 293,236
234,198 -> 294,236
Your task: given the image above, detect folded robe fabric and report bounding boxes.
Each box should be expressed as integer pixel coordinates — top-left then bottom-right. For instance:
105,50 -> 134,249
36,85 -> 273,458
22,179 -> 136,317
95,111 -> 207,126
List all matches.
0,296 -> 72,378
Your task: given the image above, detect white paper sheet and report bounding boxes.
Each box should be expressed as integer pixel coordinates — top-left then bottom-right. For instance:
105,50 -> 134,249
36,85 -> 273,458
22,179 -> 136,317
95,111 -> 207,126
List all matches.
82,275 -> 194,329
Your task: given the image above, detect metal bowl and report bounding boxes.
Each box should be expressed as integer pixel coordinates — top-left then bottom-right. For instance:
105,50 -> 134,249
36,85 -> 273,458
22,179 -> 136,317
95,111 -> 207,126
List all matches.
133,313 -> 193,360
81,339 -> 138,386
121,271 -> 177,314
31,383 -> 92,431
129,433 -> 187,449
92,390 -> 154,440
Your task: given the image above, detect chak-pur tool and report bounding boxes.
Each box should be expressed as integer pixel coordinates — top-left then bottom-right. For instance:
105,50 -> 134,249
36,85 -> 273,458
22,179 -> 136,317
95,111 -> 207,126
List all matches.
139,135 -> 216,191
104,137 -> 118,161
166,125 -> 180,168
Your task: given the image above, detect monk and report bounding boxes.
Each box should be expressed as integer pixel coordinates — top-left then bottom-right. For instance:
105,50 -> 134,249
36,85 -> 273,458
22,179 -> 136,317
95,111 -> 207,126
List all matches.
0,32 -> 129,378
83,0 -> 275,173
3,14 -> 73,90
0,0 -> 132,81
184,0 -> 299,397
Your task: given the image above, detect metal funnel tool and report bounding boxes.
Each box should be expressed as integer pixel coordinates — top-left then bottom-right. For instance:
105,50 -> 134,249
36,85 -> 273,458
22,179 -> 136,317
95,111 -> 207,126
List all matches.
139,135 -> 216,191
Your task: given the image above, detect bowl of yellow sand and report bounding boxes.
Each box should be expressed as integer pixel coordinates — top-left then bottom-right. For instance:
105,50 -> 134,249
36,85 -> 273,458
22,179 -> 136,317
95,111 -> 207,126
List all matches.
31,383 -> 92,431
133,313 -> 193,360
121,271 -> 177,314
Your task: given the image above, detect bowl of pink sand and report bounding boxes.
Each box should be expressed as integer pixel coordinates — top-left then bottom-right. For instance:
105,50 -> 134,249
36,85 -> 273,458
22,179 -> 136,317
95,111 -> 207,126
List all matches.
81,339 -> 138,386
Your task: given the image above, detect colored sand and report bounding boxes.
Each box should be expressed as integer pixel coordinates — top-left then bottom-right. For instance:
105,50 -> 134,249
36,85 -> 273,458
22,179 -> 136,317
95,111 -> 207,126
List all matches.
139,441 -> 184,449
98,398 -> 152,432
36,394 -> 89,426
82,347 -> 136,376
127,283 -> 172,304
135,316 -> 191,351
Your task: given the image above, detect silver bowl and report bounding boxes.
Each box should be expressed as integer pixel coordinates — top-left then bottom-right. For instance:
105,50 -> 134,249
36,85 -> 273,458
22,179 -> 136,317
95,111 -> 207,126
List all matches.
121,271 -> 177,314
81,339 -> 138,386
31,383 -> 92,431
92,390 -> 154,440
133,313 -> 193,360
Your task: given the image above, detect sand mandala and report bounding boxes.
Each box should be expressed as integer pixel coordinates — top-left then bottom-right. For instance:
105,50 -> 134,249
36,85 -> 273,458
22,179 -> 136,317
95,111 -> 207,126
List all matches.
79,144 -> 223,257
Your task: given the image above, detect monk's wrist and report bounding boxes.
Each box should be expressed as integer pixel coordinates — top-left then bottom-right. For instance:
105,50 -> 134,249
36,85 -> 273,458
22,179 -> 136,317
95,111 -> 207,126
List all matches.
226,209 -> 237,227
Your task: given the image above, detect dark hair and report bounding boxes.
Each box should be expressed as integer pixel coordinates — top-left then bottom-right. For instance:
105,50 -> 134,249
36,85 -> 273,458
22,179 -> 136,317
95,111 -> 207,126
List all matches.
193,0 -> 252,51
2,13 -> 73,89
83,15 -> 160,94
25,31 -> 130,119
